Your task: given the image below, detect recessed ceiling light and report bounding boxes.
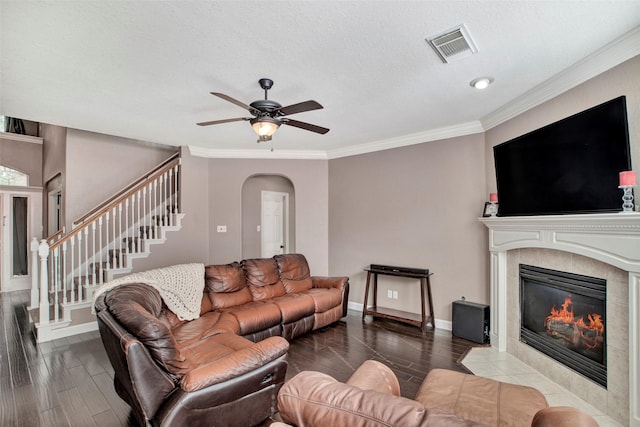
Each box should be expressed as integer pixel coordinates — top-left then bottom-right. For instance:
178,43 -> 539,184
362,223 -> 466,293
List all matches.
470,77 -> 494,90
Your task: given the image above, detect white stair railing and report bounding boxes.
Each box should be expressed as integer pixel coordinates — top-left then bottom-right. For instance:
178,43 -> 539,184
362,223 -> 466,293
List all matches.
31,155 -> 181,326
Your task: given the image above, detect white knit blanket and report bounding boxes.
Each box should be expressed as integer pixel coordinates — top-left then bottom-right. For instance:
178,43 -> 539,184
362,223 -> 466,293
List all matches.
92,263 -> 205,321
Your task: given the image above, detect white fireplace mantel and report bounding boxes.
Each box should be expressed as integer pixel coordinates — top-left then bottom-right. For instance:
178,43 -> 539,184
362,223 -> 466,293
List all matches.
480,213 -> 640,427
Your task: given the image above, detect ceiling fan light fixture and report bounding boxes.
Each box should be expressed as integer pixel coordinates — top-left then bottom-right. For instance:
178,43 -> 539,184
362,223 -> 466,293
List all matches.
251,116 -> 281,138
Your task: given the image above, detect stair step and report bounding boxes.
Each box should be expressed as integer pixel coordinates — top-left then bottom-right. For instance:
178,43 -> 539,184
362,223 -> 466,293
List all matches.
49,287 -> 87,305
139,225 -> 158,239
122,236 -> 145,253
91,259 -> 122,272
153,214 -> 170,226
74,274 -> 106,287
108,249 -> 127,268
29,305 -> 68,324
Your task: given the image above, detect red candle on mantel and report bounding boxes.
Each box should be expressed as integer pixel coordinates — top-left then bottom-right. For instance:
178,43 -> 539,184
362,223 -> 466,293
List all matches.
489,193 -> 498,202
620,171 -> 637,186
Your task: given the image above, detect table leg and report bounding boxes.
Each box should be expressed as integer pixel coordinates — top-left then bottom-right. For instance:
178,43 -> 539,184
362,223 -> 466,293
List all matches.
426,276 -> 435,329
373,273 -> 378,309
420,277 -> 427,333
362,271 -> 372,321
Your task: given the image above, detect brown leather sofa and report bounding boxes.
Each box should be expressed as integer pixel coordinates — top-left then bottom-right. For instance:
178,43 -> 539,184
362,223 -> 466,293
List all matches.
94,253 -> 349,427
275,360 -> 600,427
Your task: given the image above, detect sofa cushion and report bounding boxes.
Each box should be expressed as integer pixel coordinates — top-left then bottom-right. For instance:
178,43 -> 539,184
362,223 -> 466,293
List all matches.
275,254 -> 313,293
172,311 -> 240,346
182,332 -> 255,369
271,293 -> 316,323
415,369 -> 548,427
180,336 -> 289,393
304,288 -> 343,313
224,301 -> 283,335
243,258 -> 286,300
103,283 -> 189,375
204,263 -> 253,310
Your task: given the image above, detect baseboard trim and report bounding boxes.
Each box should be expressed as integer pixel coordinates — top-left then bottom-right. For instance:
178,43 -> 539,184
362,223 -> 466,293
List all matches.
347,302 -> 452,331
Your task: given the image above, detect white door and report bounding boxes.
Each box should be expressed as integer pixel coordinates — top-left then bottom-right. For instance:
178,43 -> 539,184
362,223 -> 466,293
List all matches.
1,190 -> 42,292
261,191 -> 289,258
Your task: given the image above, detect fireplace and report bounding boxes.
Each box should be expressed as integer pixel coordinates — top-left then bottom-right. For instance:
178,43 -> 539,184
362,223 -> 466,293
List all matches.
480,213 -> 640,426
519,264 -> 606,387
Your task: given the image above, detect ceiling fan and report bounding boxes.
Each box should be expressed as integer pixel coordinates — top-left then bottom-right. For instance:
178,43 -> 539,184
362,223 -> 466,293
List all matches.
197,78 -> 329,143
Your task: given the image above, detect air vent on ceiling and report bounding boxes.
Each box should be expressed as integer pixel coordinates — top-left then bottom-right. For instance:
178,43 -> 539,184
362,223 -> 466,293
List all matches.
426,24 -> 478,63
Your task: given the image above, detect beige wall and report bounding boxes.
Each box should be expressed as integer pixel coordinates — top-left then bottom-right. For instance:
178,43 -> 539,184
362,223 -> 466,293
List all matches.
485,55 -> 640,192
64,129 -> 178,229
0,134 -> 43,187
41,124 -> 67,236
328,133 -> 488,323
208,158 -> 329,275
41,124 -> 67,185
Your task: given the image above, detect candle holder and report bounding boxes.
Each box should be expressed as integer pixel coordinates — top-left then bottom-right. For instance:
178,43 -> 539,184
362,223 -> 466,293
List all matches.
619,185 -> 636,213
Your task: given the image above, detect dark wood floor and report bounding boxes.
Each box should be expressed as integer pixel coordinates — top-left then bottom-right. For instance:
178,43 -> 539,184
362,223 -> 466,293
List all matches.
0,290 -> 481,426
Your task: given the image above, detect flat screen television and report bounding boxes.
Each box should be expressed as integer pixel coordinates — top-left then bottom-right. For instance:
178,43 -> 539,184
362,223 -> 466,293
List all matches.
494,96 -> 631,216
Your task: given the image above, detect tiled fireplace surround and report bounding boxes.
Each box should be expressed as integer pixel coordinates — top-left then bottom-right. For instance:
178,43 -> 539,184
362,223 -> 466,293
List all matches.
480,213 -> 640,426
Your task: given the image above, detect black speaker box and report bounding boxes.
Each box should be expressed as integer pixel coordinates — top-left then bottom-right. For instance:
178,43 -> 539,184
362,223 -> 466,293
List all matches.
452,300 -> 490,344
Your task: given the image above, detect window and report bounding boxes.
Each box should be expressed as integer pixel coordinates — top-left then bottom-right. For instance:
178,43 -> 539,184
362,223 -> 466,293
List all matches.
0,166 -> 28,186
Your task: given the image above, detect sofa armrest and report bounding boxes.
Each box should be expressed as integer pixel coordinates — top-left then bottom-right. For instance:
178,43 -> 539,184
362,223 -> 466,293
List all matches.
311,276 -> 348,290
97,309 -> 177,424
532,406 -> 599,427
180,336 -> 289,392
278,371 -> 428,426
312,276 -> 350,317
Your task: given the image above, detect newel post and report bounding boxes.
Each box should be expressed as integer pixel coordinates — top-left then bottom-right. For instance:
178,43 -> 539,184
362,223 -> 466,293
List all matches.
29,237 -> 40,309
38,239 -> 50,325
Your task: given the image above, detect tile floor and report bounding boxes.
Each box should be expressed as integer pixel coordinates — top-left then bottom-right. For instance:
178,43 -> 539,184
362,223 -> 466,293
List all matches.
461,347 -> 623,427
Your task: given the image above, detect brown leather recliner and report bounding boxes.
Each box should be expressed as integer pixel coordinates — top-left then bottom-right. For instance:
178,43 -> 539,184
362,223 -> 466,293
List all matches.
95,284 -> 289,427
276,360 -> 600,427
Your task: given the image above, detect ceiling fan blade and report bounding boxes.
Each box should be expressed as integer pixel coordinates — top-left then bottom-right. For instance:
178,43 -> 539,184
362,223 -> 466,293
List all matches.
276,100 -> 323,116
283,119 -> 330,134
211,92 -> 257,113
196,117 -> 248,126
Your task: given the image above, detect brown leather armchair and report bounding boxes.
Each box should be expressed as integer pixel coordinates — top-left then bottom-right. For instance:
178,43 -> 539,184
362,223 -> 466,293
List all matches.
95,283 -> 289,427
276,360 -> 600,427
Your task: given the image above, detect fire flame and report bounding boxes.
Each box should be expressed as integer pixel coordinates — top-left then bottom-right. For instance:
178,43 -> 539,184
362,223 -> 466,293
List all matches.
544,296 -> 604,350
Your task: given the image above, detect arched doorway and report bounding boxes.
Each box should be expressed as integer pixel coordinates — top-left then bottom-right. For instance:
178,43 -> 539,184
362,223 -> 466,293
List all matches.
241,175 -> 295,259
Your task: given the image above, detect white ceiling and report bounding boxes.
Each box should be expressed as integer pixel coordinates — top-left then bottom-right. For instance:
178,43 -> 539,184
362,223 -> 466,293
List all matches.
1,1 -> 640,159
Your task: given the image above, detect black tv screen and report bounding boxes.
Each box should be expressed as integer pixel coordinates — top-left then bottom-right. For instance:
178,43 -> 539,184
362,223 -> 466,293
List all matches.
494,96 -> 631,216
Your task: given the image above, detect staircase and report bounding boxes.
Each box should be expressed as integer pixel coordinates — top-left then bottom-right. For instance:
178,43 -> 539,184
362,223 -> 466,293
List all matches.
29,154 -> 183,342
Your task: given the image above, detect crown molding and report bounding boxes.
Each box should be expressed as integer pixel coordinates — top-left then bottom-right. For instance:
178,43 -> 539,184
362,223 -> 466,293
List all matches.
326,121 -> 485,159
188,121 -> 484,160
0,131 -> 43,144
481,25 -> 640,130
187,145 -> 328,160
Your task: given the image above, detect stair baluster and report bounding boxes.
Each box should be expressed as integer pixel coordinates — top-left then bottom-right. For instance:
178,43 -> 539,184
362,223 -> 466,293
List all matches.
31,155 -> 182,342
38,240 -> 49,326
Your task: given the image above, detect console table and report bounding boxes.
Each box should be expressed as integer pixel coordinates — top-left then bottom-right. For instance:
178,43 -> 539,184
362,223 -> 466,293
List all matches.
362,264 -> 434,333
